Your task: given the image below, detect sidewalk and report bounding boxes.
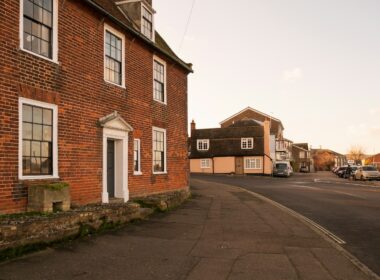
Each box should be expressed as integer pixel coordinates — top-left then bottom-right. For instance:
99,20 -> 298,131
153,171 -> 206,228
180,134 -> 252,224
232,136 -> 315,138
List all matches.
0,178 -> 377,280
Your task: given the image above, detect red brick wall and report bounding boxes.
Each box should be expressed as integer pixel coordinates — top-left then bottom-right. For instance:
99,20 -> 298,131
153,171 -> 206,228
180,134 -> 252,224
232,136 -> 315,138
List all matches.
0,0 -> 189,213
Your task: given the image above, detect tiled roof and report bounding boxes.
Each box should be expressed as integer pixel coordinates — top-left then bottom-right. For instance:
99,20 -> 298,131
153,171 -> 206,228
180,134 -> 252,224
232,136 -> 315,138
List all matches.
84,0 -> 193,72
189,126 -> 265,159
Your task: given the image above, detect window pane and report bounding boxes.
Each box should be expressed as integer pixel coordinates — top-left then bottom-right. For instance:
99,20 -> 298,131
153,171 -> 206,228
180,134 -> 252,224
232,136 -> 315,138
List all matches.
31,157 -> 41,174
23,157 -> 31,174
43,109 -> 52,124
24,17 -> 32,34
31,141 -> 41,157
41,142 -> 50,157
43,0 -> 52,11
33,5 -> 43,22
41,158 -> 51,174
23,123 -> 33,139
24,0 -> 34,18
23,141 -> 31,156
33,124 -> 43,140
43,126 -> 52,141
23,33 -> 32,50
33,107 -> 43,123
41,25 -> 50,41
32,22 -> 41,37
23,105 -> 33,122
42,10 -> 52,27
31,37 -> 40,54
40,40 -> 49,57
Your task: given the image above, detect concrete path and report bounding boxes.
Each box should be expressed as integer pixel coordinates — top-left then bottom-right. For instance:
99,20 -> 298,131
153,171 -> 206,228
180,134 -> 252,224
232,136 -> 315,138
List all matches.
0,178 -> 377,280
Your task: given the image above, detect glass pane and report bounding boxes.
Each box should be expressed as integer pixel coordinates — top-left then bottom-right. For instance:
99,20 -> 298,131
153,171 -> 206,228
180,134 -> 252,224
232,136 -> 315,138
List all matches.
43,126 -> 52,141
33,6 -> 43,22
41,142 -> 50,157
105,43 -> 110,56
43,109 -> 52,124
23,140 -> 31,156
33,107 -> 43,123
23,105 -> 33,122
23,123 -> 33,139
31,37 -> 40,54
23,33 -> 32,50
23,17 -> 32,34
33,124 -> 43,140
34,0 -> 43,6
32,22 -> 41,37
43,0 -> 52,11
42,10 -> 52,27
110,47 -> 115,58
106,31 -> 110,44
23,157 -> 31,174
41,25 -> 50,41
31,157 -> 41,174
24,0 -> 34,18
116,39 -> 121,50
40,40 -> 49,57
41,158 -> 51,174
31,141 -> 41,157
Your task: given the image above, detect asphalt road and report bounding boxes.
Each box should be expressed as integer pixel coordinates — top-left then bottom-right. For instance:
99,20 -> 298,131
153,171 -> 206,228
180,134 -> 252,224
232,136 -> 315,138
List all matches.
191,172 -> 380,276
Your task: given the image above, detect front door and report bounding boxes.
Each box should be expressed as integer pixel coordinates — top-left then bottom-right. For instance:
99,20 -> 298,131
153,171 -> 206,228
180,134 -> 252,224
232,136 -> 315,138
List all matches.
107,140 -> 115,198
235,157 -> 244,175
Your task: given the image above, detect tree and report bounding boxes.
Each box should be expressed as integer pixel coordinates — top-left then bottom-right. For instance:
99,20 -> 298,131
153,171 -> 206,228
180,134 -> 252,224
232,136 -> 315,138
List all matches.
313,151 -> 336,171
347,145 -> 366,164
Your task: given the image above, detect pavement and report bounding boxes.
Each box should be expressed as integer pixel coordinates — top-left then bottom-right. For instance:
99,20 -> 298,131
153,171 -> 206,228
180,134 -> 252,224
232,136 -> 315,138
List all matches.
0,178 -> 378,280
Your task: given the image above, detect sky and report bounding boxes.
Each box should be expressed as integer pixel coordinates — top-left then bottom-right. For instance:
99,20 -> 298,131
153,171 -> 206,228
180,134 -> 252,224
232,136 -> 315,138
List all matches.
154,0 -> 380,155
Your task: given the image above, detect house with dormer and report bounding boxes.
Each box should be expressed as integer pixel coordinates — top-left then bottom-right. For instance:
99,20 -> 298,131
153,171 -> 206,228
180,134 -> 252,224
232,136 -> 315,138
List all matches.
0,0 -> 192,213
189,119 -> 273,175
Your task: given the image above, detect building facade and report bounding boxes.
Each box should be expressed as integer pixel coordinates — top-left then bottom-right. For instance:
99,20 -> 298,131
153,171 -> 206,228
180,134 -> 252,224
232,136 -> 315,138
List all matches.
292,143 -> 312,172
0,0 -> 192,213
189,119 -> 272,175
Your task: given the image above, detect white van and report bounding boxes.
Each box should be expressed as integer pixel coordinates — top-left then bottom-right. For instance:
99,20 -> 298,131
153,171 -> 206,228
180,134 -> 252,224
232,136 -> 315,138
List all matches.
273,161 -> 293,177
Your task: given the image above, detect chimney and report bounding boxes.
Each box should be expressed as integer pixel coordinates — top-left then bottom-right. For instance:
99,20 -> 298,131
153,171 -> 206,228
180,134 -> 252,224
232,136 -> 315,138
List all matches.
190,120 -> 196,136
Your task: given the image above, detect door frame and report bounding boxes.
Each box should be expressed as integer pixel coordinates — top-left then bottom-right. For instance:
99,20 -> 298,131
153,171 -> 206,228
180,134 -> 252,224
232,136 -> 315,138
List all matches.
102,128 -> 129,203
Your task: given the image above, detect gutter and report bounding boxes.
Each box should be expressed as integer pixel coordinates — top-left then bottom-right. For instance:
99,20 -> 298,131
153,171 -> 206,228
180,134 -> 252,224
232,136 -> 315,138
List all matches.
82,0 -> 193,73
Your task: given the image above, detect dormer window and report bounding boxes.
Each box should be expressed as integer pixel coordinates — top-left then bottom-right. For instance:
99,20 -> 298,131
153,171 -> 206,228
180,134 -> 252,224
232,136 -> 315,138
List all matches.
241,138 -> 254,149
141,5 -> 153,39
197,139 -> 209,151
116,1 -> 155,42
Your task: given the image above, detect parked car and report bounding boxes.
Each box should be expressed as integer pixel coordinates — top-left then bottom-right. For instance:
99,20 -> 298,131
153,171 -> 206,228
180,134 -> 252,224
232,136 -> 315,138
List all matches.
273,162 -> 293,177
343,166 -> 358,179
354,166 -> 380,181
335,166 -> 347,177
300,166 -> 309,173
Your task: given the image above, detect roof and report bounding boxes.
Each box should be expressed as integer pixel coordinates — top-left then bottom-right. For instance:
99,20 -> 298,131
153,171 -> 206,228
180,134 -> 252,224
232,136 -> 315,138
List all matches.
83,0 -> 193,73
311,149 -> 346,157
294,143 -> 309,150
189,126 -> 265,159
219,107 -> 284,135
292,145 -> 309,152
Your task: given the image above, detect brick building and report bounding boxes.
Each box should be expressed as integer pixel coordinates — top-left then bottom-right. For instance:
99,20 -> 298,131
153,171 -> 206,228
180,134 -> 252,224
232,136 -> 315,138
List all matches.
0,0 -> 192,213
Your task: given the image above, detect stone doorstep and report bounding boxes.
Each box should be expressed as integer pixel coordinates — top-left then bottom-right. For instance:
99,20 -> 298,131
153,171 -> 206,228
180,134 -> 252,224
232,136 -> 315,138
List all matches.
0,188 -> 190,255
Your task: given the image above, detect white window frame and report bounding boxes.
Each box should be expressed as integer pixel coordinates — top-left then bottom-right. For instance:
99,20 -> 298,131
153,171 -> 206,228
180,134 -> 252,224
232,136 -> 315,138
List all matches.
140,2 -> 155,42
200,159 -> 211,169
104,24 -> 126,88
244,157 -> 262,170
134,139 -> 142,175
152,127 -> 167,174
299,151 -> 305,159
19,0 -> 59,63
241,137 -> 254,149
18,97 -> 59,180
197,139 -> 209,151
153,55 -> 167,104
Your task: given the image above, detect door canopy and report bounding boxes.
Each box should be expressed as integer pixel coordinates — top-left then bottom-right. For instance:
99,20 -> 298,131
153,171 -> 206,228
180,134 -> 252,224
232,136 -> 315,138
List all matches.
99,111 -> 133,132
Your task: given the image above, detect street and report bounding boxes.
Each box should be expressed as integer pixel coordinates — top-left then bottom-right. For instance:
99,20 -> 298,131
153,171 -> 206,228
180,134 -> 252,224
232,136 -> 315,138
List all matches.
191,172 -> 380,276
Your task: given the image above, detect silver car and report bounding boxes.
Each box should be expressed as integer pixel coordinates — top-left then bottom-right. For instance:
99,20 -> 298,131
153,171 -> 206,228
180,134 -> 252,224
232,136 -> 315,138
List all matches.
354,166 -> 380,181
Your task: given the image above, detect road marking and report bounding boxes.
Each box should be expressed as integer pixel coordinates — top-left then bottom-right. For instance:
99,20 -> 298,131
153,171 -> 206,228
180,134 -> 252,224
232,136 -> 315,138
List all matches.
290,185 -> 321,191
332,190 -> 365,199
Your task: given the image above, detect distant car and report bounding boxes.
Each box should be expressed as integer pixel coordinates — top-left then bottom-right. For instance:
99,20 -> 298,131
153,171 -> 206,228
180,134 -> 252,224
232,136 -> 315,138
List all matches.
273,162 -> 293,177
354,166 -> 380,181
335,166 -> 347,177
299,166 -> 309,173
343,166 -> 358,179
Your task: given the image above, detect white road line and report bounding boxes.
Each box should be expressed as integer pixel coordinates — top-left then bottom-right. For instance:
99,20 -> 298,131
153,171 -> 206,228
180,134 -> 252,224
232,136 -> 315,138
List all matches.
290,185 -> 321,191
332,190 -> 365,199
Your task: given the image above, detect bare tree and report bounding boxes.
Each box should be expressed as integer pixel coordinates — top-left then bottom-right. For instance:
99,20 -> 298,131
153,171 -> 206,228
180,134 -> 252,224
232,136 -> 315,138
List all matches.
347,145 -> 366,162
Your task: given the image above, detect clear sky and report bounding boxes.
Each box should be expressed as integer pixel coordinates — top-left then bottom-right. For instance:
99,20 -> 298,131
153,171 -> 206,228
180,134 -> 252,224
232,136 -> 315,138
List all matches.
154,0 -> 380,155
